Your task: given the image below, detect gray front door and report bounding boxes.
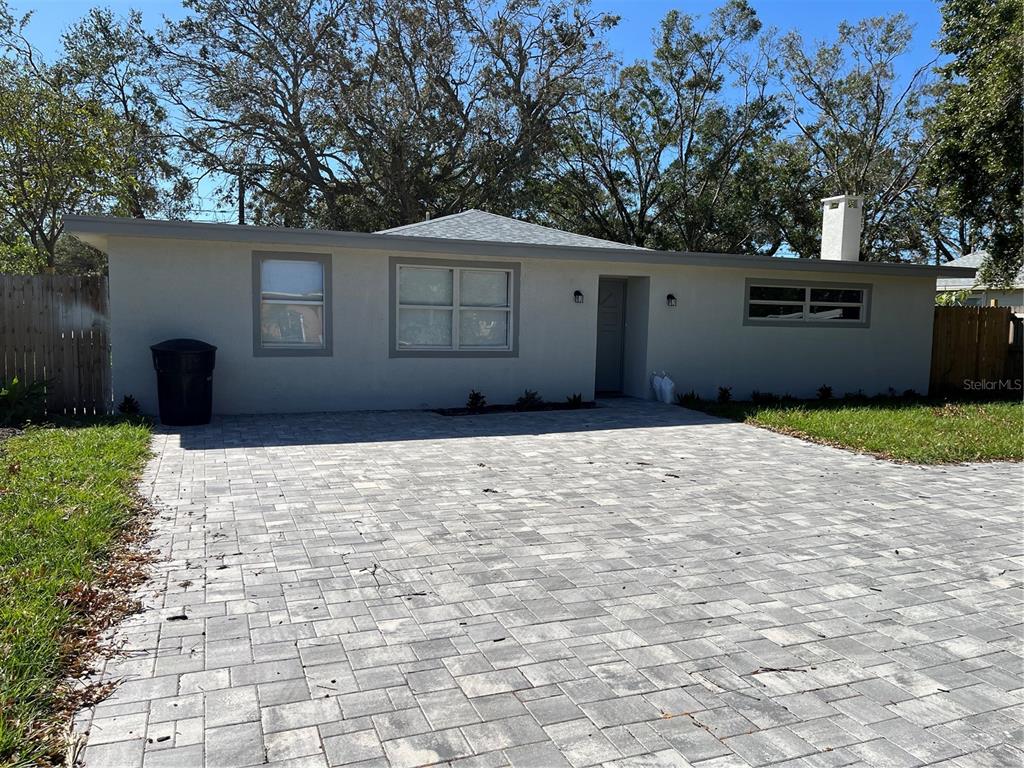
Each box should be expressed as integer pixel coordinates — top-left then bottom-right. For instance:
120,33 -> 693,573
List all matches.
595,278 -> 626,393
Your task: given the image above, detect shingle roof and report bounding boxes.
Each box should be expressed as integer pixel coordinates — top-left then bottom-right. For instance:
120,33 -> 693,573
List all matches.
376,209 -> 646,250
935,252 -> 1024,290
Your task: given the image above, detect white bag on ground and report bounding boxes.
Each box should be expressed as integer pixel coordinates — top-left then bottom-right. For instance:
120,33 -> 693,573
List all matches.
651,371 -> 675,404
650,372 -> 664,400
658,374 -> 676,404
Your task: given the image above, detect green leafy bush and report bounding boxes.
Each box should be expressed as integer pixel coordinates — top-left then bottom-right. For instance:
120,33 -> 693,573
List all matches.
565,393 -> 584,408
716,386 -> 732,404
675,390 -> 701,407
466,390 -> 487,413
117,394 -> 141,415
935,289 -> 971,306
0,377 -> 47,427
515,389 -> 544,411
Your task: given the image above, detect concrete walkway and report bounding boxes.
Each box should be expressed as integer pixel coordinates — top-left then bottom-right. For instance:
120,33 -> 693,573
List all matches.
78,400 -> 1022,767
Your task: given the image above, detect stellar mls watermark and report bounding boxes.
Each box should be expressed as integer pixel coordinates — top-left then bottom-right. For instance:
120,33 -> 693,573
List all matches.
962,378 -> 1023,391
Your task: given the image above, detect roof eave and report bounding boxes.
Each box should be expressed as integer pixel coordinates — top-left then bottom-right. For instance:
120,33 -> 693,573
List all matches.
936,281 -> 1022,291
63,215 -> 975,278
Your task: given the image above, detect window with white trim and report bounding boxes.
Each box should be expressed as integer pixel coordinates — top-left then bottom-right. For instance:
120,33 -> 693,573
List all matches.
746,283 -> 868,325
256,256 -> 328,351
396,264 -> 513,351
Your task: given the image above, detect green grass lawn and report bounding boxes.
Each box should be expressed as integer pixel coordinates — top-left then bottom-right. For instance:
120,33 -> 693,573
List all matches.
692,398 -> 1024,464
0,422 -> 151,766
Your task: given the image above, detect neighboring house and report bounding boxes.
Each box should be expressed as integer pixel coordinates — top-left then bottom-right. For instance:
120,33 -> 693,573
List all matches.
65,195 -> 973,415
936,252 -> 1024,310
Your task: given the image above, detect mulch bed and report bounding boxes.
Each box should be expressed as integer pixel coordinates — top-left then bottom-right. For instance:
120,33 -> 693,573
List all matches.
435,401 -> 597,416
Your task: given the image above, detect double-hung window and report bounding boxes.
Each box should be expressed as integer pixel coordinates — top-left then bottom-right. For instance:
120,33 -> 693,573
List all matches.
393,260 -> 517,355
253,252 -> 332,355
745,281 -> 869,327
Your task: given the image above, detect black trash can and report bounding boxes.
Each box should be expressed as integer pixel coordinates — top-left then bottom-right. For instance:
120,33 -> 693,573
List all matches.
150,339 -> 217,426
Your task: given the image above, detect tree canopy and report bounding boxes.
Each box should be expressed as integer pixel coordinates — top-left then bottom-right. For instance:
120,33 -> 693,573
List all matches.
928,0 -> 1023,286
0,0 -> 1018,278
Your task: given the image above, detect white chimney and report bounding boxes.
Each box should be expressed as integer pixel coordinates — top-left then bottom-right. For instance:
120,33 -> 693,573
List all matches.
820,195 -> 863,261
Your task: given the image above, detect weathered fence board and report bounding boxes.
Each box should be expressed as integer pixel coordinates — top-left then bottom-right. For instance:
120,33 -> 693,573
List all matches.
930,306 -> 1018,394
0,274 -> 111,414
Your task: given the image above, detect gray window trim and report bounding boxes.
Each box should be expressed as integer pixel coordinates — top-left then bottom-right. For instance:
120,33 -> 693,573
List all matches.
743,277 -> 872,328
253,250 -> 333,357
389,256 -> 520,358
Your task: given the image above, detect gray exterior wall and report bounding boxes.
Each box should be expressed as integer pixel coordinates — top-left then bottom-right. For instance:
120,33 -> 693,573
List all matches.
105,235 -> 937,414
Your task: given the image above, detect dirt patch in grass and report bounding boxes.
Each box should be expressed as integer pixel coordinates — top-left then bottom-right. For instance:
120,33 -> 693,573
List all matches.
0,422 -> 154,766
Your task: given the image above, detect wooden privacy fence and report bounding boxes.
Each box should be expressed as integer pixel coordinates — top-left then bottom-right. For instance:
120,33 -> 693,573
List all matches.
0,274 -> 112,414
930,306 -> 1021,394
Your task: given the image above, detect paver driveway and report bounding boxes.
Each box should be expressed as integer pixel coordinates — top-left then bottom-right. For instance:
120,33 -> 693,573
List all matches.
78,399 -> 1022,768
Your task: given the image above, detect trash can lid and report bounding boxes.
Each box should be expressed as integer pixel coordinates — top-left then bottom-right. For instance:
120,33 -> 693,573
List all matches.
150,338 -> 217,353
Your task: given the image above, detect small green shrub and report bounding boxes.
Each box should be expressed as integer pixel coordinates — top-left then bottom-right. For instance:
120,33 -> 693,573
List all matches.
466,389 -> 487,413
751,390 -> 780,405
717,386 -> 732,404
816,385 -> 833,400
118,394 -> 141,415
0,377 -> 47,427
936,289 -> 971,306
515,389 -> 544,411
565,393 -> 585,408
675,390 -> 701,407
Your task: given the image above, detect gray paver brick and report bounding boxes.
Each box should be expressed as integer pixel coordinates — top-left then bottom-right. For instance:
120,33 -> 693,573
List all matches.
579,695 -> 659,727
544,718 -> 622,766
206,685 -> 260,728
456,669 -> 531,698
206,722 -> 265,768
417,688 -> 482,729
83,738 -> 146,768
504,741 -> 572,767
143,744 -> 204,768
74,401 -> 1022,767
371,708 -> 431,741
324,729 -> 385,766
523,694 -> 585,726
262,698 -> 344,735
88,713 -> 148,745
265,726 -> 323,761
461,714 -> 547,752
381,728 -> 470,768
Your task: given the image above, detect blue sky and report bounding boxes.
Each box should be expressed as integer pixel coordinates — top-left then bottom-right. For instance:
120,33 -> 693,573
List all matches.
15,0 -> 944,72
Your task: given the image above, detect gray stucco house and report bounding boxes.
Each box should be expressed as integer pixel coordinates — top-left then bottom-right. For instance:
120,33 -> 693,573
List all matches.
66,196 -> 972,414
935,252 -> 1023,311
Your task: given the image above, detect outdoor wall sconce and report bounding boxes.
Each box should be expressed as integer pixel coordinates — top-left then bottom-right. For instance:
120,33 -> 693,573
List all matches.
666,293 -> 678,307
573,290 -> 585,304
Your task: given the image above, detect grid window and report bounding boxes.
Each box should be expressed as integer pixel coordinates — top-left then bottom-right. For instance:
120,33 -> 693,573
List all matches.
746,282 -> 868,325
396,265 -> 513,351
